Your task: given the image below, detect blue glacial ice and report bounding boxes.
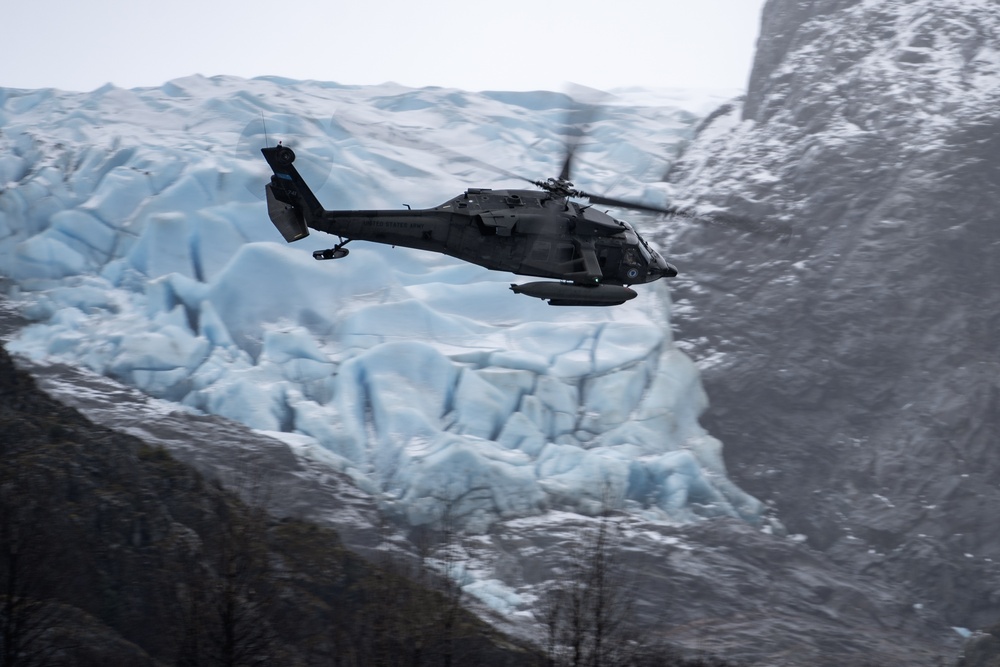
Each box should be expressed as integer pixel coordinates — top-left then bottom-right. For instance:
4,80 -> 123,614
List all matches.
0,76 -> 761,531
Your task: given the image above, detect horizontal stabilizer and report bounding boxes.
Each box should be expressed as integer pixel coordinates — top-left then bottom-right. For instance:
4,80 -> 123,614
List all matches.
265,183 -> 309,242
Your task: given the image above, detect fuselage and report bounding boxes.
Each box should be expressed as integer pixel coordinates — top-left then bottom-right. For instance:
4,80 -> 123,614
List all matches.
306,188 -> 675,285
261,145 -> 677,292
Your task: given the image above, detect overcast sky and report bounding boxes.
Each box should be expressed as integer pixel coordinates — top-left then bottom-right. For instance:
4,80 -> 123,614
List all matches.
4,0 -> 766,93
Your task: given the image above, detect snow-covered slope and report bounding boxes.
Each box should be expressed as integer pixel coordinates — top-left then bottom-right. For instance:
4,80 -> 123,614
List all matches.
0,76 -> 759,532
665,0 -> 1000,642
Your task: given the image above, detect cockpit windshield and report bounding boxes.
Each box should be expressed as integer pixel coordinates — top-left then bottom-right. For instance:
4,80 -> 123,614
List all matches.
637,238 -> 652,264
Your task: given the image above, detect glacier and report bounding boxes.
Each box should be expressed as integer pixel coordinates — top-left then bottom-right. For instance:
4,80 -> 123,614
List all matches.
0,75 -> 761,533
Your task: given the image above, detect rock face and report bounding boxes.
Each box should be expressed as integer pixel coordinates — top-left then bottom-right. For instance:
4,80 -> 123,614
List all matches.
664,0 -> 1000,635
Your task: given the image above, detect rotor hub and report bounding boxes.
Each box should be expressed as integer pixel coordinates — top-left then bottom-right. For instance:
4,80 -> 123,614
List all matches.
534,177 -> 579,198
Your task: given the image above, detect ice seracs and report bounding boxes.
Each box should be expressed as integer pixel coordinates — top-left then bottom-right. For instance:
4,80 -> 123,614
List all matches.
0,75 -> 761,531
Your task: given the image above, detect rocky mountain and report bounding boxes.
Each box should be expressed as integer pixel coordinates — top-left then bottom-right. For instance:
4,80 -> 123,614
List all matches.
3,1 -> 998,661
664,0 -> 1000,642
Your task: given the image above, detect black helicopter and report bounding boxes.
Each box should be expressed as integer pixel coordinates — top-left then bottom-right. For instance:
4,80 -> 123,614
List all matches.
261,131 -> 695,306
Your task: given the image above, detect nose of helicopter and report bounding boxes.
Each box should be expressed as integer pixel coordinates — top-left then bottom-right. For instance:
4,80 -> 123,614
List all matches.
650,257 -> 678,279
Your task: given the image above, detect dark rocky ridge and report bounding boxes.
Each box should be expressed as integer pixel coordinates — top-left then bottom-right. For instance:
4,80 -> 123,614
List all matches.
0,342 -> 537,665
663,0 -> 1000,639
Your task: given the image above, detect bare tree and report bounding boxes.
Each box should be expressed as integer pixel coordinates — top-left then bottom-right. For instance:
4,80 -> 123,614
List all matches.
341,505 -> 477,667
174,463 -> 277,666
543,510 -> 637,667
416,511 -> 468,667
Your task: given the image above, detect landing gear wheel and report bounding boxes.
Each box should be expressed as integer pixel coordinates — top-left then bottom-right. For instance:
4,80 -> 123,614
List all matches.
313,247 -> 350,261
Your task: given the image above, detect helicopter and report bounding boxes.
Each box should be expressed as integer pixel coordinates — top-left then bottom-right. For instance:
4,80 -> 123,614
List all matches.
261,130 -> 705,306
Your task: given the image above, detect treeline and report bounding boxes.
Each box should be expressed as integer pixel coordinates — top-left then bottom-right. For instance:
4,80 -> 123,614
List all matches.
0,344 -> 531,666
0,344 -> 738,666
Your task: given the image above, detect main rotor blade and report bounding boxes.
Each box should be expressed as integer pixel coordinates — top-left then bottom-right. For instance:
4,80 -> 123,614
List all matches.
584,192 -> 687,216
448,152 -> 537,186
332,114 -> 540,187
559,84 -> 611,182
582,192 -> 787,237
